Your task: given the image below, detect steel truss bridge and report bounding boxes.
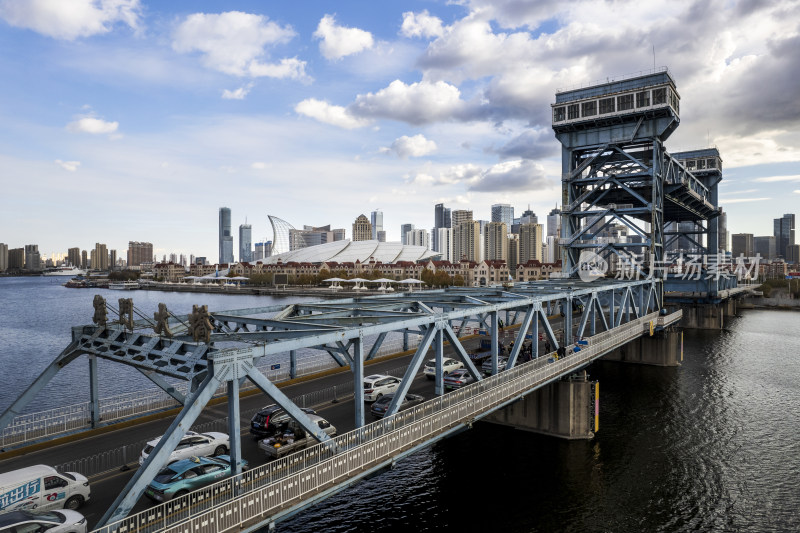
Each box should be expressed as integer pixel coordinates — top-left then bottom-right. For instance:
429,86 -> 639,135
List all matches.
1,278 -> 681,532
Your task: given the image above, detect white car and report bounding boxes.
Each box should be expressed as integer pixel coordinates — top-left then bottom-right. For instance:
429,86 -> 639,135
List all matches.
0,510 -> 87,533
423,358 -> 464,379
363,374 -> 401,402
139,431 -> 229,466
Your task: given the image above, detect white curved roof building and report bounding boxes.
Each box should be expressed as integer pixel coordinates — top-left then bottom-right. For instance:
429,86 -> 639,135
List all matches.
268,215 -> 295,255
261,240 -> 438,264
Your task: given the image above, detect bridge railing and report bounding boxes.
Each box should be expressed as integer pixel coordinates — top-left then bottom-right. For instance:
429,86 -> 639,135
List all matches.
93,310 -> 680,533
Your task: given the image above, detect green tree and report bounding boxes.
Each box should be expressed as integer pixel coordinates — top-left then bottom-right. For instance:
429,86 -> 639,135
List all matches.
453,274 -> 465,287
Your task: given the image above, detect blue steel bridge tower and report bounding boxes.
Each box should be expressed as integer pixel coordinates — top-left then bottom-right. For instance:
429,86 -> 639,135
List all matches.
551,68 -> 720,284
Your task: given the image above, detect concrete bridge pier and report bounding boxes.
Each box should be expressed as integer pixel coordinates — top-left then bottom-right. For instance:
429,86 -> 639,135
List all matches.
669,303 -> 724,330
482,374 -> 596,440
723,298 -> 737,318
603,327 -> 682,366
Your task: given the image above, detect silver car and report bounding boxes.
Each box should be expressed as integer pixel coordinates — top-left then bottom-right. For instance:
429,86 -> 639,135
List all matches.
139,431 -> 229,466
0,510 -> 87,533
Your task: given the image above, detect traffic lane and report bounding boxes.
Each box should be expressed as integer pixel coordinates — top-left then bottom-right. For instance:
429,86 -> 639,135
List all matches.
77,367 -> 440,528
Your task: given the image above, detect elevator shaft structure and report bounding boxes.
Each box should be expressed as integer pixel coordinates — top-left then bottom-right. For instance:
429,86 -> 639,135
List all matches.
551,68 -> 720,282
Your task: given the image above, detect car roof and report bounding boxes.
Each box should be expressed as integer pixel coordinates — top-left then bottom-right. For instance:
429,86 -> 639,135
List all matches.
164,456 -> 226,473
364,374 -> 392,380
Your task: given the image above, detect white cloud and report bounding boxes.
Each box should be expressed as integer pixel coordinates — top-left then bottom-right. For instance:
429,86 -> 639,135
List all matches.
172,11 -> 308,80
54,159 -> 80,172
794,190 -> 800,194
752,175 -> 800,183
719,197 -> 772,204
400,10 -> 444,39
350,80 -> 471,125
295,98 -> 370,129
222,83 -> 253,100
67,116 -> 119,134
251,162 -> 267,170
0,0 -> 140,40
313,14 -> 374,60
384,134 -> 437,158
467,159 -> 553,192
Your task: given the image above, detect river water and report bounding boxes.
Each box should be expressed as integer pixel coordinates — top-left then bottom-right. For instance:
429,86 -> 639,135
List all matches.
1,277 -> 799,531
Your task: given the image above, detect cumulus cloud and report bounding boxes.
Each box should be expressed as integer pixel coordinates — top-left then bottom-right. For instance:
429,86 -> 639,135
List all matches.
314,14 -> 374,60
67,117 -> 119,134
172,11 -> 308,80
467,159 -> 553,192
222,83 -> 253,100
383,134 -> 437,158
251,162 -> 267,170
350,80 -> 473,125
294,98 -> 371,129
54,159 -> 80,172
0,0 -> 140,40
400,10 -> 444,39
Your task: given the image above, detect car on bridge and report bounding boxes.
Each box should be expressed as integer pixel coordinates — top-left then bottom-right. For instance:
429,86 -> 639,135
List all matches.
139,431 -> 229,466
481,356 -> 509,376
144,455 -> 247,503
363,374 -> 401,402
370,393 -> 426,418
0,510 -> 87,533
443,369 -> 477,390
423,358 -> 464,380
250,405 -> 317,438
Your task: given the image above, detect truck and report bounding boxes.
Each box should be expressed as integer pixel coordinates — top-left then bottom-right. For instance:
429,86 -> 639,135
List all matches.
0,465 -> 90,514
257,415 -> 337,460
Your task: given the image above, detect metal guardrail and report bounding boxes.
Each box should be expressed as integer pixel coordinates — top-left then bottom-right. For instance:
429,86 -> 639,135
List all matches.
92,310 -> 680,533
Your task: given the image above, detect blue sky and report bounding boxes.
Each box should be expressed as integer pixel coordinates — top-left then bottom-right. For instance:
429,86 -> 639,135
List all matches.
1,0 -> 798,262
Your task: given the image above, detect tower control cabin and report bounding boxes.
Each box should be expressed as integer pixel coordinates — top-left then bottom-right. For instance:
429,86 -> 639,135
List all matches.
551,68 -> 721,280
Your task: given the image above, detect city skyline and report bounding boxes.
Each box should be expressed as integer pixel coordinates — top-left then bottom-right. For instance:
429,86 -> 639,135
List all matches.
1,1 -> 799,260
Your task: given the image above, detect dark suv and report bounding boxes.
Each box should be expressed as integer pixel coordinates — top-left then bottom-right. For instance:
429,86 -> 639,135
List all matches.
249,404 -> 317,438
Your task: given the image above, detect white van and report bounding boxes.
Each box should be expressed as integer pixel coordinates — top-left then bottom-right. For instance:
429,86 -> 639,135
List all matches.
0,465 -> 90,514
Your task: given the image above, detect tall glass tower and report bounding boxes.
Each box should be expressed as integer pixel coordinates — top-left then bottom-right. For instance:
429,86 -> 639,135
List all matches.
219,207 -> 233,264
239,223 -> 252,262
371,209 -> 383,240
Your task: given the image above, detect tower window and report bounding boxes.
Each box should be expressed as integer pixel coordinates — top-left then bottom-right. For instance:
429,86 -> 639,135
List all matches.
636,91 -> 650,107
652,88 -> 667,105
567,104 -> 580,120
581,101 -> 597,117
598,98 -> 615,114
553,106 -> 566,122
617,94 -> 634,111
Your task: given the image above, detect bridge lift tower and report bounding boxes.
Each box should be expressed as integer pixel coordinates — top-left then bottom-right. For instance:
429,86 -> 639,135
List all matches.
551,68 -> 721,288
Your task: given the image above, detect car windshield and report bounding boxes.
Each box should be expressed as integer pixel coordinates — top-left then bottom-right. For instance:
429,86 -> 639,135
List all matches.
61,472 -> 76,481
374,396 -> 391,405
20,511 -> 64,523
424,360 -> 434,367
153,468 -> 179,484
143,444 -> 155,454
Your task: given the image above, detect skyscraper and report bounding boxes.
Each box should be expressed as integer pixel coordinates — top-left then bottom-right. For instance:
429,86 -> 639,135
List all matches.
546,206 -> 561,238
774,213 -> 796,259
0,243 -> 8,272
436,228 -> 453,261
484,222 -> 508,261
353,214 -> 372,241
219,207 -> 234,264
92,243 -> 108,270
731,233 -> 754,258
519,224 -> 544,263
68,247 -> 81,268
407,229 -> 430,248
454,221 -> 481,262
753,236 -> 775,260
127,241 -> 153,267
370,209 -> 383,240
239,223 -> 252,262
433,203 -> 452,252
491,204 -> 514,228
401,223 -> 415,245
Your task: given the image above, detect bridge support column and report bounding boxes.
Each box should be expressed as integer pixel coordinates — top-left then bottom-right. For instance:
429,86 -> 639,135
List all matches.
669,303 -> 724,330
603,328 -> 681,366
482,374 -> 595,440
723,298 -> 737,318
